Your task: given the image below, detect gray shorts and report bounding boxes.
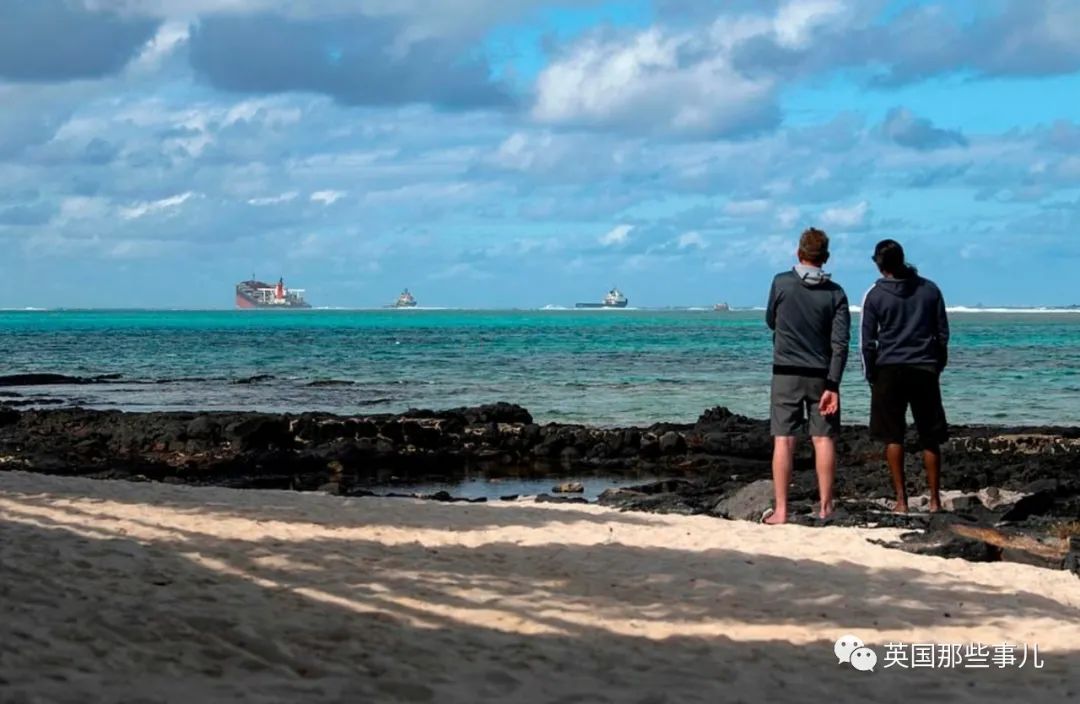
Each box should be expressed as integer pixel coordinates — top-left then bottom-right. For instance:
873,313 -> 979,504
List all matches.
770,374 -> 841,437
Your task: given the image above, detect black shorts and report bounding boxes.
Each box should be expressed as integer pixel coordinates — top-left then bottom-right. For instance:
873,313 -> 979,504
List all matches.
870,365 -> 948,448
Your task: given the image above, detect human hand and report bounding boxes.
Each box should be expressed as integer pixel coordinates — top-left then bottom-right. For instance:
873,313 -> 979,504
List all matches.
819,390 -> 839,416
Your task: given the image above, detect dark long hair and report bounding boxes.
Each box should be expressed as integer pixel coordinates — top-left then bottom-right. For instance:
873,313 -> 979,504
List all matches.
873,239 -> 916,278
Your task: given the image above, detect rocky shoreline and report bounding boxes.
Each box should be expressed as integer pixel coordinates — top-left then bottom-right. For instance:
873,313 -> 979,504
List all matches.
1,402 -> 1077,574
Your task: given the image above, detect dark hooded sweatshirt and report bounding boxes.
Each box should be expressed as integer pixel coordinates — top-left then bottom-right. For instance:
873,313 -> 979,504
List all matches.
860,274 -> 949,381
766,266 -> 851,391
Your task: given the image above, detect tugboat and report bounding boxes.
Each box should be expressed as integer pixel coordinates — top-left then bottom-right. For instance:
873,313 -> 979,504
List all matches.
235,277 -> 310,308
390,289 -> 418,308
575,287 -> 629,309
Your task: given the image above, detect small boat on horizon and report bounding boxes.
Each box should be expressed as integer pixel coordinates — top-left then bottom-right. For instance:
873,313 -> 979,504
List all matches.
714,302 -> 731,312
575,287 -> 629,309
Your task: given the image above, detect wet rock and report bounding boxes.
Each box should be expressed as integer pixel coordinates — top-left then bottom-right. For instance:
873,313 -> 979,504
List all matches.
185,416 -> 220,441
233,374 -> 275,385
944,494 -> 981,512
307,379 -> 355,387
638,438 -> 660,459
559,447 -> 581,464
225,416 -> 292,451
1065,538 -> 1080,576
499,494 -> 520,501
1000,490 -> 1058,522
874,531 -> 1001,563
0,408 -> 18,427
658,431 -> 686,455
712,480 -> 774,521
597,487 -> 646,508
535,494 -> 589,504
449,402 -> 532,425
317,482 -> 340,495
552,481 -> 584,493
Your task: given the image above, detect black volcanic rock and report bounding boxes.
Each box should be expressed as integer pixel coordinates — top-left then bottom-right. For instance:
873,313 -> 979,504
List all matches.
2,404 -> 1079,572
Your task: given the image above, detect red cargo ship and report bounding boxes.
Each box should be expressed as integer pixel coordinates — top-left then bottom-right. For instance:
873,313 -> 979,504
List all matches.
235,278 -> 310,309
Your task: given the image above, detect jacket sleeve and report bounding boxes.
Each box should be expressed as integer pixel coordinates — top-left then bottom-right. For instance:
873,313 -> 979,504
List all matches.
826,291 -> 850,391
935,288 -> 950,371
860,289 -> 879,383
765,277 -> 778,331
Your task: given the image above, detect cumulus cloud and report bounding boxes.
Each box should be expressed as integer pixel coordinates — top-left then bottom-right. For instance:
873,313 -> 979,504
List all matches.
188,13 -> 510,110
677,231 -> 706,249
0,0 -> 158,81
882,107 -> 967,151
533,25 -> 779,137
820,200 -> 868,229
599,224 -> 633,247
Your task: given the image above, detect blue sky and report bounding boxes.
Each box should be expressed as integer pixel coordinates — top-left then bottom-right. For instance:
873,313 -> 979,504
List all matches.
2,0 -> 1080,308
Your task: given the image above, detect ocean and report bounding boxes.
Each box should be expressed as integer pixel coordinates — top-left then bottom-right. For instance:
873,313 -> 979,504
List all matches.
1,309 -> 1078,426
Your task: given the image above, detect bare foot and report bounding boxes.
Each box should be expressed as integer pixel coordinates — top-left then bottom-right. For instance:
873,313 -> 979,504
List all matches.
893,501 -> 909,514
763,509 -> 787,525
928,502 -> 942,513
819,501 -> 834,520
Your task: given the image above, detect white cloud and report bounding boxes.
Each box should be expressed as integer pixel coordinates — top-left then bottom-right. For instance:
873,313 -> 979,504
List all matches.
773,0 -> 849,49
128,21 -> 190,73
119,192 -> 195,220
310,190 -> 346,205
248,191 -> 298,206
723,199 -> 771,217
533,25 -> 777,137
599,224 -> 633,247
820,200 -> 869,229
677,231 -> 707,249
776,206 -> 801,228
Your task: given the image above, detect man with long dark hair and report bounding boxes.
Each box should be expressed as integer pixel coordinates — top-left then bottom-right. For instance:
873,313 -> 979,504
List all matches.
860,239 -> 950,513
763,228 -> 850,524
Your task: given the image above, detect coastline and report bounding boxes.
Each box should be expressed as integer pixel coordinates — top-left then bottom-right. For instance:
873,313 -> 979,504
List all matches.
2,403 -> 1078,574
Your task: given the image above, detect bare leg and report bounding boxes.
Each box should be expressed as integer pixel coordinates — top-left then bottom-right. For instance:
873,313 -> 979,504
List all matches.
924,445 -> 942,512
886,443 -> 908,513
766,436 -> 796,524
812,436 -> 836,519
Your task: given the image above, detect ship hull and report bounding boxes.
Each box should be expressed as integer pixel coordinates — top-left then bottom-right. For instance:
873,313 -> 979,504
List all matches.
574,302 -> 629,308
235,289 -> 311,309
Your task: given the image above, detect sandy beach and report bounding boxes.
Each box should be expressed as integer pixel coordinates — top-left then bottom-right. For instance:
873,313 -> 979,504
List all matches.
1,471 -> 1077,703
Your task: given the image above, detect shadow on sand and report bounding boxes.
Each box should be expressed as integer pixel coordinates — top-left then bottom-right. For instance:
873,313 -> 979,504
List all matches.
1,477 -> 1077,703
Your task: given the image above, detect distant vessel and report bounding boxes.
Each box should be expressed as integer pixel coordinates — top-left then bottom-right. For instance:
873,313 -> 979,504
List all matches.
713,302 -> 731,312
235,277 -> 310,309
576,287 -> 629,309
390,289 -> 418,308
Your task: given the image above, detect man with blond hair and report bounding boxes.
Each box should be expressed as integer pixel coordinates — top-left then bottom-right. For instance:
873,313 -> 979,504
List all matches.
763,227 -> 851,524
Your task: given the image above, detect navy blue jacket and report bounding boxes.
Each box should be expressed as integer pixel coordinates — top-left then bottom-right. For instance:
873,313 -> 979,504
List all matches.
860,274 -> 949,380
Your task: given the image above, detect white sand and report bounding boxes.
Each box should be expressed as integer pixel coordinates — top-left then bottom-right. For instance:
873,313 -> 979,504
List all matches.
1,471 -> 1077,704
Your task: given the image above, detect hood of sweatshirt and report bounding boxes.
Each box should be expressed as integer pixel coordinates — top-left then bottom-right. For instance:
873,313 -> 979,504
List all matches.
793,264 -> 831,286
875,274 -> 921,298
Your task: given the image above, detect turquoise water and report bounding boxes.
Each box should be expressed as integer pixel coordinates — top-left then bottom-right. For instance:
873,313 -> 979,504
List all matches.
1,309 -> 1078,426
